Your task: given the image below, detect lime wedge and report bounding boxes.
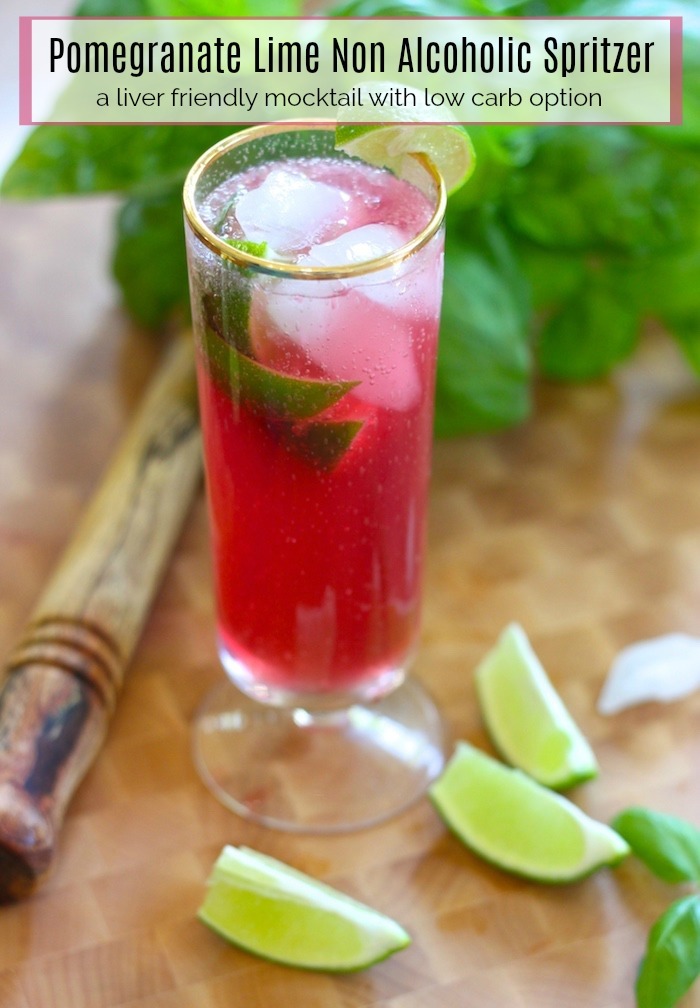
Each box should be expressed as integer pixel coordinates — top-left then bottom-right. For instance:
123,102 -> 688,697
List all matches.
284,418 -> 364,469
198,845 -> 410,972
202,325 -> 359,422
429,742 -> 629,883
336,85 -> 475,195
475,623 -> 599,790
201,325 -> 364,468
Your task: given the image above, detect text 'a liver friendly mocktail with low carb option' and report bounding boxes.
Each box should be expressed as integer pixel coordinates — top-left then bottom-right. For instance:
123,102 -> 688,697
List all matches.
184,123 -> 448,832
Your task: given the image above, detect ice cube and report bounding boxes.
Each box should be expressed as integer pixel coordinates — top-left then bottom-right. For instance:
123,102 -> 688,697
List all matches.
598,633 -> 700,714
303,226 -> 443,322
304,224 -> 405,268
252,277 -> 342,359
234,169 -> 350,254
253,280 -> 421,411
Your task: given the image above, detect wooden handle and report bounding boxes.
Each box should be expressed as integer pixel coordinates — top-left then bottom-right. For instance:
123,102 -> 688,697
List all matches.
0,334 -> 202,902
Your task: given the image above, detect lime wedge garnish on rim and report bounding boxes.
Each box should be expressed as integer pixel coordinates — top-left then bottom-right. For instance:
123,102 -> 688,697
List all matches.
198,845 -> 410,972
429,742 -> 629,884
336,85 -> 475,196
475,623 -> 599,790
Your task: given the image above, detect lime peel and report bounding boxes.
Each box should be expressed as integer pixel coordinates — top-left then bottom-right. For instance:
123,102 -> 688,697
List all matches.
336,85 -> 475,196
202,324 -> 359,422
198,845 -> 410,972
475,623 -> 599,790
429,742 -> 629,884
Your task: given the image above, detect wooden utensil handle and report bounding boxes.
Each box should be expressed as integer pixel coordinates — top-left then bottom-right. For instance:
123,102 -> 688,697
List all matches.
0,334 -> 202,902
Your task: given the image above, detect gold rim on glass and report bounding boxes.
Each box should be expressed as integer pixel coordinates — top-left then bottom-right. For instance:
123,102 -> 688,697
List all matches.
183,121 -> 447,281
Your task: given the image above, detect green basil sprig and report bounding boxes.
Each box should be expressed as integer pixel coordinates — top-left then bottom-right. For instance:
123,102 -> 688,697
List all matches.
613,806 -> 700,1008
612,808 -> 700,885
636,896 -> 700,1008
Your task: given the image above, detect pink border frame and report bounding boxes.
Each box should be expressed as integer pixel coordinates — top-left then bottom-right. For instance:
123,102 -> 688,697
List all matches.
18,17 -> 34,127
19,15 -> 683,128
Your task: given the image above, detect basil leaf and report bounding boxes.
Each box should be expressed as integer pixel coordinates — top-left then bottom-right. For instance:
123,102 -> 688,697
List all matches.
635,242 -> 700,373
328,0 -> 461,16
75,0 -> 149,13
435,221 -> 531,436
537,269 -> 640,381
149,0 -> 300,11
578,0 -> 700,149
636,895 -> 700,1008
224,239 -> 268,257
517,242 -> 586,311
3,0 -> 699,438
112,185 -> 189,328
447,126 -> 537,215
0,125 -> 237,199
673,328 -> 700,375
503,128 -> 700,254
612,808 -> 700,885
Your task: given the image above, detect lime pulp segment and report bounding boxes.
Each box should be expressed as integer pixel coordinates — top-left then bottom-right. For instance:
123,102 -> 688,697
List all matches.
475,623 -> 599,790
198,845 -> 410,972
429,742 -> 629,883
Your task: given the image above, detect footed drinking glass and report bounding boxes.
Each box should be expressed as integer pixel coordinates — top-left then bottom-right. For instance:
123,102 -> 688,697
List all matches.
183,122 -> 448,832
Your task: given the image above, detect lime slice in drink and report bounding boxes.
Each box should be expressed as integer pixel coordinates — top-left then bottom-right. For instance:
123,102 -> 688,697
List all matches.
336,84 -> 475,195
475,623 -> 599,790
198,845 -> 410,972
284,418 -> 364,470
429,742 -> 628,883
202,325 -> 360,422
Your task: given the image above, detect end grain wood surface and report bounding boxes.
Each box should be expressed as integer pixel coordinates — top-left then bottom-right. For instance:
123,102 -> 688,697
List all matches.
0,197 -> 698,1008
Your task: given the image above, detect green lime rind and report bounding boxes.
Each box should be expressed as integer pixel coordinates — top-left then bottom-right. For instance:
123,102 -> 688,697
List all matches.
429,742 -> 629,885
199,233 -> 364,469
200,244 -> 268,356
284,419 -> 364,470
198,845 -> 411,973
475,623 -> 599,791
201,283 -> 252,355
335,124 -> 377,146
202,325 -> 359,422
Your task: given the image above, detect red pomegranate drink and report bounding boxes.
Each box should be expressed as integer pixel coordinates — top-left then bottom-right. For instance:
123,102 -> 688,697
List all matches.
184,123 -> 448,832
186,129 -> 444,706
182,128 -> 443,709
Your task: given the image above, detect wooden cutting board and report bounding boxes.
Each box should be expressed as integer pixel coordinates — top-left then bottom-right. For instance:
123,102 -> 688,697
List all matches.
0,197 -> 698,1008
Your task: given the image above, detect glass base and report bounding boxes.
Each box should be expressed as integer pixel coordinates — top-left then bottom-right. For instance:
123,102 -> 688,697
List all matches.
192,676 -> 448,833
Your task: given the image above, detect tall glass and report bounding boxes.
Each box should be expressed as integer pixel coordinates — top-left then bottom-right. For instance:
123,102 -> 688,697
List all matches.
184,122 -> 448,832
